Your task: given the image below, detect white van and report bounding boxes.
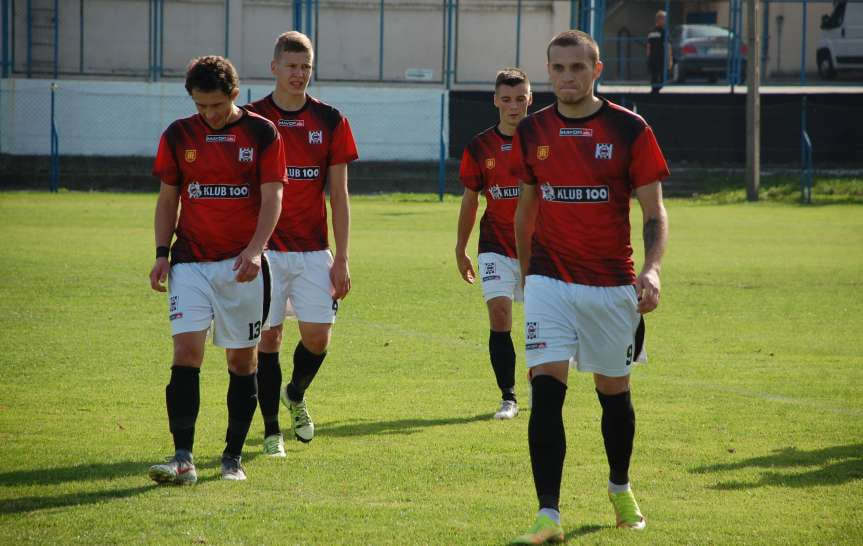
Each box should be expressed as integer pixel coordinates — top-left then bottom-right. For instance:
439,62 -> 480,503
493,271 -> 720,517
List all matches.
817,0 -> 863,79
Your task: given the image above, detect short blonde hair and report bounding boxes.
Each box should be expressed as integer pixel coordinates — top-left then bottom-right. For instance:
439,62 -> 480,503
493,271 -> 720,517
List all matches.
273,31 -> 314,59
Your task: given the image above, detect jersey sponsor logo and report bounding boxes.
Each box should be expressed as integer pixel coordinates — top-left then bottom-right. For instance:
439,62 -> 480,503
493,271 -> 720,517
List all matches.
485,158 -> 495,170
278,119 -> 305,128
595,143 -> 614,160
526,342 -> 547,350
500,143 -> 512,152
205,134 -> 237,143
526,321 -> 538,340
308,130 -> 323,144
559,127 -> 594,138
540,183 -> 610,203
488,185 -> 520,200
537,145 -> 550,160
286,166 -> 321,181
187,181 -> 251,199
185,149 -> 197,163
169,312 -> 184,321
238,147 -> 254,162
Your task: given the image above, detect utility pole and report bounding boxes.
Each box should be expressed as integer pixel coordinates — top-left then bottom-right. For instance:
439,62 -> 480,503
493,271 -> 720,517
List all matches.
745,0 -> 761,202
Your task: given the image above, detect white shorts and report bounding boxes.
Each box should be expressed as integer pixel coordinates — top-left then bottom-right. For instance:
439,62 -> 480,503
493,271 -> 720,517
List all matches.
478,252 -> 523,302
265,249 -> 338,326
524,275 -> 647,377
168,258 -> 271,349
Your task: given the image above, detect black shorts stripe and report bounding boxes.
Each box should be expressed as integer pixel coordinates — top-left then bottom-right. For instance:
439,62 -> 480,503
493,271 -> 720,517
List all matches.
261,254 -> 271,325
634,315 -> 646,358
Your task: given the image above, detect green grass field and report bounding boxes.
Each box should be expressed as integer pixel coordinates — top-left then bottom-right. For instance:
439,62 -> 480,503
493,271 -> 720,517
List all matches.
1,191 -> 861,544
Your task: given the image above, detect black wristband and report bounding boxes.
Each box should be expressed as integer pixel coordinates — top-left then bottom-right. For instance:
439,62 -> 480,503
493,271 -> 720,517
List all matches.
156,246 -> 170,259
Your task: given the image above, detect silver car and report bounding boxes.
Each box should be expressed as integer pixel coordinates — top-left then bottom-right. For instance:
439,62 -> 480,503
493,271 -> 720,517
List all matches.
670,24 -> 747,83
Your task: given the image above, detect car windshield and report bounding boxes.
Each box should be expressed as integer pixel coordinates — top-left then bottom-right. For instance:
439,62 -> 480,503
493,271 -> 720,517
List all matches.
685,26 -> 731,39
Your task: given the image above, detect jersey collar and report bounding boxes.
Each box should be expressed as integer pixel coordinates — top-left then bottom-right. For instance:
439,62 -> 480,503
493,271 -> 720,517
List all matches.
268,93 -> 311,117
553,97 -> 607,124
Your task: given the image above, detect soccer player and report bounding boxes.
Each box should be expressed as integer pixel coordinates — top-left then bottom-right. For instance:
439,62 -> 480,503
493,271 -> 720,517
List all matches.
455,68 -> 532,420
510,30 -> 669,542
147,55 -> 286,483
245,31 -> 358,455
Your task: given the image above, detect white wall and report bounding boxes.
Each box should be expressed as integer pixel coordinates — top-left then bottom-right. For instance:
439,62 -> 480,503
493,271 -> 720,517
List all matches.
0,79 -> 447,160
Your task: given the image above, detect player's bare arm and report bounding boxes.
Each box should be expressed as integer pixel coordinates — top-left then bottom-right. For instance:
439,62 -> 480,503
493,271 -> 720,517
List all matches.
234,181 -> 283,282
634,181 -> 668,314
455,188 -> 480,283
514,181 -> 539,287
149,182 -> 180,292
328,162 -> 351,299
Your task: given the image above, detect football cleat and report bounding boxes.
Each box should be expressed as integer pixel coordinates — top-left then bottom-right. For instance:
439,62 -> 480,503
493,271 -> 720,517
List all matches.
608,489 -> 646,530
220,454 -> 247,481
511,514 -> 564,544
494,399 -> 519,420
281,386 -> 314,443
148,454 -> 197,485
263,433 -> 286,457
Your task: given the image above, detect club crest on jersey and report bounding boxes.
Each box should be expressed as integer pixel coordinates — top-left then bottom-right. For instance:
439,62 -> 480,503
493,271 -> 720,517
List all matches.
238,147 -> 254,162
595,143 -> 614,160
537,145 -> 550,160
485,158 -> 495,170
526,322 -> 538,340
206,134 -> 236,143
489,185 -> 520,200
308,130 -> 323,144
560,128 -> 593,138
540,182 -> 610,203
278,119 -> 304,128
169,296 -> 178,313
184,149 -> 197,163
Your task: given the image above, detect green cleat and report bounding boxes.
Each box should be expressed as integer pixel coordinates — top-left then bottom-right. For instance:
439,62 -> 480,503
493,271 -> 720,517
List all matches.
281,386 -> 314,443
263,433 -> 286,457
608,489 -> 646,530
148,454 -> 197,485
511,514 -> 564,544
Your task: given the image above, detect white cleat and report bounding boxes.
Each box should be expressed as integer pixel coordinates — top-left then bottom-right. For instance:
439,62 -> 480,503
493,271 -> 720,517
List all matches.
494,399 -> 519,420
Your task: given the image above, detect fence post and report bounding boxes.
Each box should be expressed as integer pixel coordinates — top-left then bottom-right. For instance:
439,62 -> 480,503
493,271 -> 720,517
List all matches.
50,82 -> 59,192
2,0 -> 9,78
378,0 -> 384,81
515,0 -> 521,68
224,0 -> 229,57
438,92 -> 446,202
800,0 -> 812,204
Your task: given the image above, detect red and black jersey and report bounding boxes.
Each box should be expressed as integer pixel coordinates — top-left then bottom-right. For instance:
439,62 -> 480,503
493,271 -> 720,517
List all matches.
459,126 -> 520,259
244,94 -> 359,252
510,98 -> 669,286
152,110 -> 287,264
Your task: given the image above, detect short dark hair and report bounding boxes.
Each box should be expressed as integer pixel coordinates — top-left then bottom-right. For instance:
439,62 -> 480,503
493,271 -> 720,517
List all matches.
273,31 -> 314,59
546,30 -> 600,64
184,55 -> 239,96
495,67 -> 530,91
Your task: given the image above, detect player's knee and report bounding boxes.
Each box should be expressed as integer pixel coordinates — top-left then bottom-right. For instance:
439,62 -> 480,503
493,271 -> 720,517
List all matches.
227,350 -> 256,375
173,344 -> 204,367
594,373 -> 630,395
488,302 -> 512,331
301,332 -> 330,355
259,325 -> 283,351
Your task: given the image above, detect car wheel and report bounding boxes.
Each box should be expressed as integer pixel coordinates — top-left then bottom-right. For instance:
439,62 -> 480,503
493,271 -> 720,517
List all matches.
817,49 -> 837,80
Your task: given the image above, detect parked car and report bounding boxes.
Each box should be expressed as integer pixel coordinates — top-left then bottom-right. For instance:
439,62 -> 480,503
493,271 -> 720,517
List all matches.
817,0 -> 863,79
670,24 -> 747,83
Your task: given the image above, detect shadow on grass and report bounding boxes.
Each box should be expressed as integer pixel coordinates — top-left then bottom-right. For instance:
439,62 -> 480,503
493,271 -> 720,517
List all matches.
0,485 -> 153,515
315,413 -> 492,438
0,452 -> 262,488
691,444 -> 863,490
565,523 -> 606,539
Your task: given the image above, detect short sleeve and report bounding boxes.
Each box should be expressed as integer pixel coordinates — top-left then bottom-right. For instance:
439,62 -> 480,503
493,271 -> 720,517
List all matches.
258,129 -> 288,185
629,126 -> 670,188
459,147 -> 483,192
152,131 -> 180,186
509,127 -> 536,185
328,117 -> 359,166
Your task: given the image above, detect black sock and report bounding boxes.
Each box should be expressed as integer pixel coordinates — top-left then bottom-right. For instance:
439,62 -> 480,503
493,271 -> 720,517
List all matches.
597,389 -> 636,486
286,341 -> 326,402
224,370 -> 258,458
529,375 -> 568,511
257,351 -> 282,437
165,366 -> 200,453
489,330 -> 516,402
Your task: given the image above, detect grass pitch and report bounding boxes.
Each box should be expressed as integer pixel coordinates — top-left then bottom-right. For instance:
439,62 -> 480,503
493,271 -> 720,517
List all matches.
0,190 -> 861,544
